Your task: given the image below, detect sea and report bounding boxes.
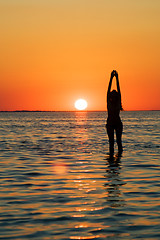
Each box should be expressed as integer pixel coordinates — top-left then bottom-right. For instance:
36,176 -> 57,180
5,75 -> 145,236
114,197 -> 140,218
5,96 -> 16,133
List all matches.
0,111 -> 159,240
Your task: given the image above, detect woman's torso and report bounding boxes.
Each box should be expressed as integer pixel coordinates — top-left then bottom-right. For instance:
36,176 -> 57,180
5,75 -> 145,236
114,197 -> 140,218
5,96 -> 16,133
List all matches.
107,93 -> 121,124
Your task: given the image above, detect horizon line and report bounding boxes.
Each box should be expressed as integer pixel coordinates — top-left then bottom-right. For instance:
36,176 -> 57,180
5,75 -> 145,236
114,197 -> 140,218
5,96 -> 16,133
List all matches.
0,109 -> 159,112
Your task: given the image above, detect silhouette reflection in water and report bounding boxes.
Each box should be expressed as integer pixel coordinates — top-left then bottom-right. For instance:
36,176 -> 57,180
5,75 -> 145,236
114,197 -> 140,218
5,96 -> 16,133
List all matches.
104,153 -> 126,208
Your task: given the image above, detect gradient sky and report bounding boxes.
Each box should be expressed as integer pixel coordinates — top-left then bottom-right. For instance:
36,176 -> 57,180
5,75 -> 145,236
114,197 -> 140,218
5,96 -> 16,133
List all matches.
0,0 -> 160,111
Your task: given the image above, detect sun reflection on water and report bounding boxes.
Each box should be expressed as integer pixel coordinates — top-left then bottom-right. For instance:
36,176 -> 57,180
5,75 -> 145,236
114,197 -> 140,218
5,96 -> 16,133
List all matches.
70,236 -> 101,239
52,160 -> 68,175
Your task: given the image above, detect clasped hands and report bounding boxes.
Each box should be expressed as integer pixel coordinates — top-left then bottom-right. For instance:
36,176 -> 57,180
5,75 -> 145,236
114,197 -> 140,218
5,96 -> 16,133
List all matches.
111,70 -> 118,79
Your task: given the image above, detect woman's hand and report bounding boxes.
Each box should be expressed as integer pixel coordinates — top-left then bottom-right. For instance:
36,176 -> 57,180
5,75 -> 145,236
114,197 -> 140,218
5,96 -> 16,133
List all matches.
114,70 -> 118,78
111,70 -> 115,79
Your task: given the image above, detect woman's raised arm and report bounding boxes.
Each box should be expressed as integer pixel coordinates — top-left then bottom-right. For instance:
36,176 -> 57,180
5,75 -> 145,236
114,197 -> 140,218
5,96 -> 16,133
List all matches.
107,70 -> 115,95
114,70 -> 121,95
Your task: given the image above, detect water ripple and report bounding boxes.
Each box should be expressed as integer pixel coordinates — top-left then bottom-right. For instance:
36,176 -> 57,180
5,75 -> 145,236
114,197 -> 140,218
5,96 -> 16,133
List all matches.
0,111 -> 159,239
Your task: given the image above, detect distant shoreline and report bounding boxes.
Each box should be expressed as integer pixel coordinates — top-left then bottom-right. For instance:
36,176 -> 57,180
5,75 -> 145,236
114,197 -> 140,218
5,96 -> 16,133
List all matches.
0,110 -> 159,113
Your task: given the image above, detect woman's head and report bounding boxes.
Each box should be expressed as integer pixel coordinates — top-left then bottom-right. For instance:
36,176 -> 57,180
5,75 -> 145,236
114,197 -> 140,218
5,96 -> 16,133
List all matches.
109,90 -> 118,102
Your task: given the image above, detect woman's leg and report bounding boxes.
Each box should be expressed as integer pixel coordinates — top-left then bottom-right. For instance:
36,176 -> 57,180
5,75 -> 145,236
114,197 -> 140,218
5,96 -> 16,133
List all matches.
106,124 -> 114,155
115,122 -> 123,153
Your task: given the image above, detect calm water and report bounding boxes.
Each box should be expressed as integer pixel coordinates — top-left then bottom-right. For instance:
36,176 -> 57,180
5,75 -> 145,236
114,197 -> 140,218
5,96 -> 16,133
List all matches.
0,111 -> 159,240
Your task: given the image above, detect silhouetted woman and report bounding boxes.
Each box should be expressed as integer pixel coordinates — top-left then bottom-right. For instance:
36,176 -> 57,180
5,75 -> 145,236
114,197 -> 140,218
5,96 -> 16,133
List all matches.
106,70 -> 123,155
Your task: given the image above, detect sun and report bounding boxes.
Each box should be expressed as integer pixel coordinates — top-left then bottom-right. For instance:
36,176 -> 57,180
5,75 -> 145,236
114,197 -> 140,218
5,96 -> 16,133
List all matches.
75,99 -> 88,111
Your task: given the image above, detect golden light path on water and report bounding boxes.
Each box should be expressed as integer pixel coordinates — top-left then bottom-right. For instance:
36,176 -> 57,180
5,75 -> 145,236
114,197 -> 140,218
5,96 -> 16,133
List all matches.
0,111 -> 159,239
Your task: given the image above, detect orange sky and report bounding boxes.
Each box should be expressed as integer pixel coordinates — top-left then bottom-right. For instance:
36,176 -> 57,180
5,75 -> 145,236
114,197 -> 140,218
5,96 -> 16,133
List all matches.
0,0 -> 160,111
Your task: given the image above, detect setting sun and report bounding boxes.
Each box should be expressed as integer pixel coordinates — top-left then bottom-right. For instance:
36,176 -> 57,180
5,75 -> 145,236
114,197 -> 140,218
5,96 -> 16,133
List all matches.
75,99 -> 88,111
